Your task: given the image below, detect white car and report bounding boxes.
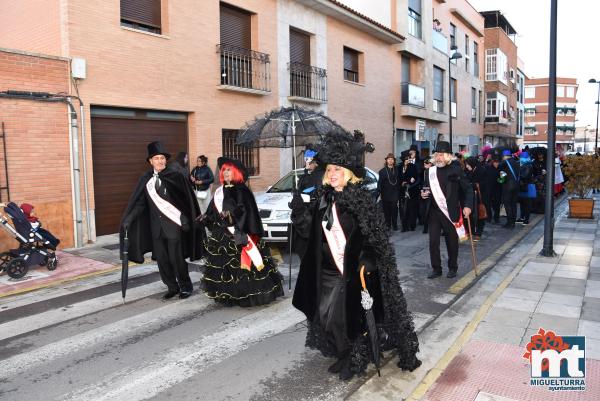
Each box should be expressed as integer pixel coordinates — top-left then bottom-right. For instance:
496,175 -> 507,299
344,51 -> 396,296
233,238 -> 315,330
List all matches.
254,167 -> 379,242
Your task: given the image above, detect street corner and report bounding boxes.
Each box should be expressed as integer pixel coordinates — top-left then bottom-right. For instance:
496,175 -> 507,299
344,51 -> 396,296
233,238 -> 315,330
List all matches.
421,334 -> 600,401
0,250 -> 117,298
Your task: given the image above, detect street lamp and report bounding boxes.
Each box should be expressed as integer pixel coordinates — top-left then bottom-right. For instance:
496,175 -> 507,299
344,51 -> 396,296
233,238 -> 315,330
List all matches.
449,46 -> 462,150
588,78 -> 600,155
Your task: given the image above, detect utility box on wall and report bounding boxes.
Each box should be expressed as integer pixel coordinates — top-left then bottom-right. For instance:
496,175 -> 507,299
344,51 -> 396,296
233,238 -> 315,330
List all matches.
71,57 -> 86,79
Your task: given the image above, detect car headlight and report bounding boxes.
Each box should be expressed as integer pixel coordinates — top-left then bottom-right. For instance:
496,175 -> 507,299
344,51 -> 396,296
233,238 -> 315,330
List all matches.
272,210 -> 291,220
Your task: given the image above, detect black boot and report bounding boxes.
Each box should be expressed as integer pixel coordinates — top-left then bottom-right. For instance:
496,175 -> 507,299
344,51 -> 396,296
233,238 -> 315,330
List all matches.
328,358 -> 345,374
338,355 -> 355,381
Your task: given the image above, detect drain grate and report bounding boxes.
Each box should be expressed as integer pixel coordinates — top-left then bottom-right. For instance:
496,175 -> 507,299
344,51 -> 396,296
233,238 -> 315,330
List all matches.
103,243 -> 120,250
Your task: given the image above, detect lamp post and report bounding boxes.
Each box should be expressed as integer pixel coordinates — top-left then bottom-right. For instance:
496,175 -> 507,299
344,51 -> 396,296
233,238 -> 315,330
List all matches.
448,46 -> 462,150
588,78 -> 600,155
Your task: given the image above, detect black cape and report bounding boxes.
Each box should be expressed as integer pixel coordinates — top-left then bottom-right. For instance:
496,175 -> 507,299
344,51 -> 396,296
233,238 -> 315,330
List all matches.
292,183 -> 421,374
206,183 -> 264,241
119,166 -> 203,263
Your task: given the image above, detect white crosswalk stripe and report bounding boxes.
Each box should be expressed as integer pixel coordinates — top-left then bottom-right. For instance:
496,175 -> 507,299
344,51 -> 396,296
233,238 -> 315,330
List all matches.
0,271 -> 202,341
59,298 -> 304,401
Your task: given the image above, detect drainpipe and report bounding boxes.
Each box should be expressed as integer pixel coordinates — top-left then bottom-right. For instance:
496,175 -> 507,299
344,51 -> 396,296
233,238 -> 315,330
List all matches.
68,98 -> 84,248
79,103 -> 92,243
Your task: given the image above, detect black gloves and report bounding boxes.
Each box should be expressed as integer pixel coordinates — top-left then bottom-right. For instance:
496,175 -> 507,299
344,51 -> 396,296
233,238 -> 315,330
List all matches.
288,191 -> 305,214
234,230 -> 248,246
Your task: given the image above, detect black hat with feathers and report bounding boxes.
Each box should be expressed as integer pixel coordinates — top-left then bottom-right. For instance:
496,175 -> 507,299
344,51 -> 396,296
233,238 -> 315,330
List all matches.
314,130 -> 374,178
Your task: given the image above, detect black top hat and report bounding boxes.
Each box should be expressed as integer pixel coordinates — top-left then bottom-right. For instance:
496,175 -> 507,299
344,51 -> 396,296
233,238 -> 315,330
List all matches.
315,130 -> 374,178
217,157 -> 248,181
147,141 -> 171,160
433,141 -> 452,154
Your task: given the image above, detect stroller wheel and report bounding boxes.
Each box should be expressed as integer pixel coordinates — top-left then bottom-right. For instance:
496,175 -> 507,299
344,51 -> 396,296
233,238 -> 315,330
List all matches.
47,255 -> 58,271
0,251 -> 11,271
6,257 -> 28,279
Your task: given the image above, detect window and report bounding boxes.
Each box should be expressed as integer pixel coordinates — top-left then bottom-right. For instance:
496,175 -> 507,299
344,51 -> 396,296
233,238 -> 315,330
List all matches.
343,47 -> 360,83
525,87 -> 535,98
121,0 -> 161,34
450,23 -> 456,48
557,108 -> 564,116
556,85 -> 565,97
473,42 -> 479,77
566,86 -> 575,98
464,34 -> 470,73
222,129 -> 259,176
401,55 -> 410,83
289,28 -> 312,98
450,78 -> 457,117
485,48 -> 507,84
471,87 -> 477,122
485,91 -> 507,121
525,108 -> 536,116
433,66 -> 444,112
408,0 -> 422,39
220,3 -> 258,89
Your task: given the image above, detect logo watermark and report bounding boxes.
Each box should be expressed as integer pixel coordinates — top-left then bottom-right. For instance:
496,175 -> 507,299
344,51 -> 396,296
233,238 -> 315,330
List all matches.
523,328 -> 586,391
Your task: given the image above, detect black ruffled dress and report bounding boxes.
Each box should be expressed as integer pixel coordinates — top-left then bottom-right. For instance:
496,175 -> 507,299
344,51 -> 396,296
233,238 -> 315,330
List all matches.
201,184 -> 284,307
292,184 -> 421,376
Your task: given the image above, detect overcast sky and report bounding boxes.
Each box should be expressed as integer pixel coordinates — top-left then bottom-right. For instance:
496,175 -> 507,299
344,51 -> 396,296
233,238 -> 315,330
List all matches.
468,0 -> 599,128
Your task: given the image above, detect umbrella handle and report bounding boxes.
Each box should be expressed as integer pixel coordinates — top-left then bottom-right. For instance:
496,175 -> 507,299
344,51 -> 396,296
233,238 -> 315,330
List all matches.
359,265 -> 366,290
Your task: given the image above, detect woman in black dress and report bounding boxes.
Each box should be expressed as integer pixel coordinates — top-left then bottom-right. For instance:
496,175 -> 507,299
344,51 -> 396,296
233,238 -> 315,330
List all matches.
201,157 -> 284,307
291,131 -> 421,381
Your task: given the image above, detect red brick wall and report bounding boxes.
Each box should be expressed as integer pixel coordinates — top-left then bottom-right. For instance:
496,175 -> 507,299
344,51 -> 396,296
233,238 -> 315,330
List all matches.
0,49 -> 74,250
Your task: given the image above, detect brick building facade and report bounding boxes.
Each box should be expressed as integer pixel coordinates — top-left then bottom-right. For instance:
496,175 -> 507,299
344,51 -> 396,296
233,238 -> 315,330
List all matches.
0,48 -> 74,249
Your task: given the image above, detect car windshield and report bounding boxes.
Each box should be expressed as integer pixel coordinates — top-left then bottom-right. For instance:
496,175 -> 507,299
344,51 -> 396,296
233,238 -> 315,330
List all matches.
268,171 -> 305,193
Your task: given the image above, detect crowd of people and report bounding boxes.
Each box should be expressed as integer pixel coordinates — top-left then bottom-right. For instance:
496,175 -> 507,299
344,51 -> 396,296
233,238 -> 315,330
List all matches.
376,144 -> 555,238
119,136 -> 421,382
117,136 -> 568,382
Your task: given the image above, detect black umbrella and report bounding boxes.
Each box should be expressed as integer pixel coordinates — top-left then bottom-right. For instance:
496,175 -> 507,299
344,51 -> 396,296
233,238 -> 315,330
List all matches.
237,105 -> 347,289
236,105 -> 347,154
121,229 -> 129,303
360,265 -> 381,377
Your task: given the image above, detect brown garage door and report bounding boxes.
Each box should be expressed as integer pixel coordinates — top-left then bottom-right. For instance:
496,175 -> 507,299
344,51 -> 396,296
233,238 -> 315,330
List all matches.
91,107 -> 188,236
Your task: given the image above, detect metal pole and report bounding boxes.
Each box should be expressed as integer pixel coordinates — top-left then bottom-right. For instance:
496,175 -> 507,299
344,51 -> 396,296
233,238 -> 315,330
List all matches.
289,110 -> 297,290
68,99 -> 84,248
595,84 -> 599,154
80,104 -> 93,243
448,56 -> 453,150
541,0 -> 558,257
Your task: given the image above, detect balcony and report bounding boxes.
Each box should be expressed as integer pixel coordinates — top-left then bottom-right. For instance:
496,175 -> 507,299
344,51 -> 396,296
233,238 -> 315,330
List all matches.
217,44 -> 271,94
432,29 -> 447,54
401,82 -> 425,108
288,62 -> 327,104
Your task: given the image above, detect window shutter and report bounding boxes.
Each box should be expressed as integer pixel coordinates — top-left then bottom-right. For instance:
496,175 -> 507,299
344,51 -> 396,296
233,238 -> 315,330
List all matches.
408,0 -> 421,14
344,48 -> 358,72
220,3 -> 251,49
121,0 -> 161,28
289,29 -> 310,65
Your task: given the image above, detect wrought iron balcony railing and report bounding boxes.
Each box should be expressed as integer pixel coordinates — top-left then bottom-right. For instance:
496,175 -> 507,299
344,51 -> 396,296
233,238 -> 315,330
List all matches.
217,44 -> 271,92
288,62 -> 327,102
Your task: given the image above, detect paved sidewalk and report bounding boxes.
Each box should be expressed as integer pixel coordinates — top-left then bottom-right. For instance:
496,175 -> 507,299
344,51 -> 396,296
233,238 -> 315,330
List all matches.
419,196 -> 600,401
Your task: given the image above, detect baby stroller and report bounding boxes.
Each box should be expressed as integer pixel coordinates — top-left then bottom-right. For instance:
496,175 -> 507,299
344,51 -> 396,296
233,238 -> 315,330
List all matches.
0,202 -> 60,279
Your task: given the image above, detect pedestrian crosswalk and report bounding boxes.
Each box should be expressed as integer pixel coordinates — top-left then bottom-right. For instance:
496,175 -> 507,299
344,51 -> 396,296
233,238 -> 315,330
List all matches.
0,267 -> 436,401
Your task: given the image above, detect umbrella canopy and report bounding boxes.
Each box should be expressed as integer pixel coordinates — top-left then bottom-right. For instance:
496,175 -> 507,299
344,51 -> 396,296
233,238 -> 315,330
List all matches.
236,106 -> 346,149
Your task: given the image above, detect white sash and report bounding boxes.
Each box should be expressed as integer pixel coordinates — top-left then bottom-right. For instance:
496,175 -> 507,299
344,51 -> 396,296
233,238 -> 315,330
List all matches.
321,203 -> 346,275
429,166 -> 466,240
214,185 -> 263,269
146,176 -> 181,226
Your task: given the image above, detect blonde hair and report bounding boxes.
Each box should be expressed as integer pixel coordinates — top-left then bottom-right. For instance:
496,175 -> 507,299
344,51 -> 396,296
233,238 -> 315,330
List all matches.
322,165 -> 363,187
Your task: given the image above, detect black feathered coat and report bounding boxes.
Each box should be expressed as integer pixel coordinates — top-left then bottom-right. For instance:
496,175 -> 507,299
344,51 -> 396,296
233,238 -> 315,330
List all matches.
119,166 -> 203,263
292,184 -> 421,373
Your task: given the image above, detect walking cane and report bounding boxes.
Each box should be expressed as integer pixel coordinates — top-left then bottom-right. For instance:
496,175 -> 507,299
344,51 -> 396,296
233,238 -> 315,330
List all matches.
465,214 -> 478,276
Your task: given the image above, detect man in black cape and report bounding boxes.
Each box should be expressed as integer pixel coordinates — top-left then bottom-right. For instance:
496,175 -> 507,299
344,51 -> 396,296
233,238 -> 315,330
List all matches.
421,141 -> 473,279
120,141 -> 203,299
